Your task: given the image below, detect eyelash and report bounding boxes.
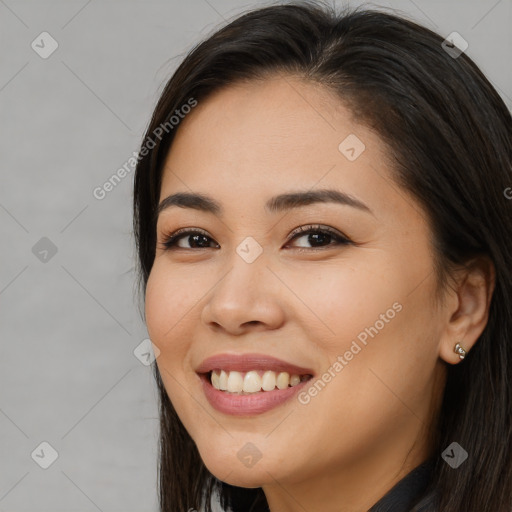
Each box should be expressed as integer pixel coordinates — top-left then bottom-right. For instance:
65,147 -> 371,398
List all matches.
159,224 -> 352,253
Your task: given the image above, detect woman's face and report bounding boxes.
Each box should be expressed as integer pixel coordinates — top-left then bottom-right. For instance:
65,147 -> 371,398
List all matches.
145,75 -> 449,504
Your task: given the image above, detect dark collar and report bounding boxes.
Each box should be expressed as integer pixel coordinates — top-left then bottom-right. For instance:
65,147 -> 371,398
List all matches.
368,458 -> 436,512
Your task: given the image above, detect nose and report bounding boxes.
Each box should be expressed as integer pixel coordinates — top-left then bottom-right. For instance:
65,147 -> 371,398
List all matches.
200,248 -> 286,336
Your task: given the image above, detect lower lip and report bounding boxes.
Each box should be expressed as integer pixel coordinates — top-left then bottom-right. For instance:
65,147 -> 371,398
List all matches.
199,373 -> 312,416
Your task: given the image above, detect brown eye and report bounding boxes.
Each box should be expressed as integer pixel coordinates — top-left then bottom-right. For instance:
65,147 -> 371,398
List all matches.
286,225 -> 352,250
160,229 -> 219,250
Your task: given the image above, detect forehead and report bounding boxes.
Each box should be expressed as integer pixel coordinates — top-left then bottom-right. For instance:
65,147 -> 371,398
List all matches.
160,76 -> 391,197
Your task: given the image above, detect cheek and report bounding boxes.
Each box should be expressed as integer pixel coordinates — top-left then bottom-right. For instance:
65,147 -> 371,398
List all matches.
144,270 -> 169,347
282,259 -> 395,352
144,262 -> 200,351
288,254 -> 439,411
145,265 -> 203,430
144,264 -> 201,406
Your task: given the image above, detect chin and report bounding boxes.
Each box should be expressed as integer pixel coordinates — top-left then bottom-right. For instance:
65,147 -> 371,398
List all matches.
197,443 -> 288,488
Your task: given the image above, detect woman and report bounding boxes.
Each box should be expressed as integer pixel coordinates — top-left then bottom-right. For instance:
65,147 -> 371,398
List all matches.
132,1 -> 512,511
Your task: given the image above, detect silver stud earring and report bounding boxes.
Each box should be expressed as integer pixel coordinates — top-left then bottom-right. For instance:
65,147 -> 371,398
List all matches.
454,342 -> 466,360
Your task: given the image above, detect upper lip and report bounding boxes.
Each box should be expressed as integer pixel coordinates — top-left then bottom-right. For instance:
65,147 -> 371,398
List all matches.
195,353 -> 315,376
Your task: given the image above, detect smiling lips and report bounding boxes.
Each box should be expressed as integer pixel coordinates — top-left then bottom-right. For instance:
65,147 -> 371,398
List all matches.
196,353 -> 314,415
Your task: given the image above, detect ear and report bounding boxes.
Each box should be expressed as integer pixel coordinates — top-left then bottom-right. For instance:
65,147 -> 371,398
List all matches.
438,256 -> 496,365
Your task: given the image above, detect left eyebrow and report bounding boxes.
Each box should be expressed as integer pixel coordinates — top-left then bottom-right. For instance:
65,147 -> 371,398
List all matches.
156,188 -> 374,218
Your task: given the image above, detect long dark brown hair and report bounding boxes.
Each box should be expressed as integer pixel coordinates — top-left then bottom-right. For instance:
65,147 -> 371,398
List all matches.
132,1 -> 512,510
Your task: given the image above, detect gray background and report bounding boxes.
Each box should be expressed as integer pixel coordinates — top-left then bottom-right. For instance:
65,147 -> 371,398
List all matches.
0,0 -> 510,510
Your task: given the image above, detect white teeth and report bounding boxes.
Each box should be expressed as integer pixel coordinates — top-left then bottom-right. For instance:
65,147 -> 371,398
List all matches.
219,370 -> 228,390
261,370 -> 276,391
211,370 -> 220,389
243,371 -> 262,392
290,374 -> 301,386
276,371 -> 290,389
210,370 -> 306,393
227,371 -> 244,393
